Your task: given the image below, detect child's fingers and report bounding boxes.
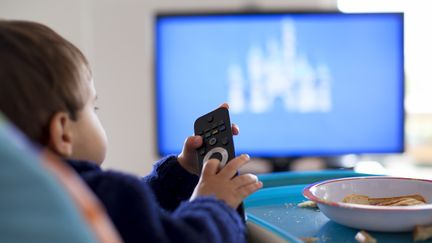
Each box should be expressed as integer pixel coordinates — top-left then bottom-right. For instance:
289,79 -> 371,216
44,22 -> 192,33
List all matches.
218,154 -> 249,179
202,159 -> 220,177
219,103 -> 229,109
216,103 -> 238,135
236,181 -> 263,198
231,123 -> 239,136
231,173 -> 258,188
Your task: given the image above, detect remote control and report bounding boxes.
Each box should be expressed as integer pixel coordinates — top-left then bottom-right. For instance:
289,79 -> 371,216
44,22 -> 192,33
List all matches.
194,107 -> 235,170
194,107 -> 246,221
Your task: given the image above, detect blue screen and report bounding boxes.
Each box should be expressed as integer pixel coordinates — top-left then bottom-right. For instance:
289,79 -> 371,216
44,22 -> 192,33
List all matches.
155,13 -> 404,156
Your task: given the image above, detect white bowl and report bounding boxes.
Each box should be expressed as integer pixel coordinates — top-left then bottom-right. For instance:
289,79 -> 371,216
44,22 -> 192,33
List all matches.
303,176 -> 432,232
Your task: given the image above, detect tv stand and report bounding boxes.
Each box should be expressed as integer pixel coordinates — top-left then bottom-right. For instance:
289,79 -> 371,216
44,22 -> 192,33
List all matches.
265,155 -> 360,172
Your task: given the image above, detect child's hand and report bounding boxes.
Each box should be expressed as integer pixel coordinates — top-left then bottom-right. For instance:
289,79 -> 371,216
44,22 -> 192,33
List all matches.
177,103 -> 239,175
189,154 -> 263,209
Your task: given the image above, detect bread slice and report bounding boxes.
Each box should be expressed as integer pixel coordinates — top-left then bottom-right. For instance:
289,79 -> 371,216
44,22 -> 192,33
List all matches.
374,198 -> 424,206
342,194 -> 370,205
343,194 -> 426,206
369,194 -> 426,206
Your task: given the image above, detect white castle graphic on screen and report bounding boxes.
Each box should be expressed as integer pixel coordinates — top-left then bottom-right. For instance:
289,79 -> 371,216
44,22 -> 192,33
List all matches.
227,19 -> 333,114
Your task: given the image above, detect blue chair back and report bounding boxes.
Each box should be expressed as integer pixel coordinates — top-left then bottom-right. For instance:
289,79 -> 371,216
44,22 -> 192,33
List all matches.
0,113 -> 98,243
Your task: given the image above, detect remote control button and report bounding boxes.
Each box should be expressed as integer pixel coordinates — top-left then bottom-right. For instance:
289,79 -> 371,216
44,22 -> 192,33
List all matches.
212,122 -> 218,129
203,147 -> 229,167
205,132 -> 211,138
210,153 -> 222,161
218,120 -> 224,126
219,125 -> 226,132
209,137 -> 217,146
222,137 -> 229,145
212,129 -> 218,135
199,148 -> 206,156
204,128 -> 211,133
207,116 -> 214,122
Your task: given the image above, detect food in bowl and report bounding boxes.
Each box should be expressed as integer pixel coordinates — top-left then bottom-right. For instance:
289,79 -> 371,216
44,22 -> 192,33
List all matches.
302,176 -> 432,232
343,194 -> 426,206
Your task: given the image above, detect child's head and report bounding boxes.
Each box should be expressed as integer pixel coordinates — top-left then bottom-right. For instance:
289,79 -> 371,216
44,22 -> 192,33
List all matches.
0,20 -> 107,164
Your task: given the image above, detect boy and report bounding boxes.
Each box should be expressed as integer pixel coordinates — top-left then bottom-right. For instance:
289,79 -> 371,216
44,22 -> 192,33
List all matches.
0,20 -> 262,242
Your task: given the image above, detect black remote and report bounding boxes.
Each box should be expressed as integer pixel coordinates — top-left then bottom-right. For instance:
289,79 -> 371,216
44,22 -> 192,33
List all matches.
194,107 -> 246,221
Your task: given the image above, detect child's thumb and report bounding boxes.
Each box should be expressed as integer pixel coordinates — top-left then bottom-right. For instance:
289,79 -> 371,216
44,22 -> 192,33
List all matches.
202,159 -> 219,177
184,136 -> 202,151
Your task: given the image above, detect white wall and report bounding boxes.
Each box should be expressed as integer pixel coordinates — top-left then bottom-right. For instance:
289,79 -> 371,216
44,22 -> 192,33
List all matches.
0,0 -> 336,175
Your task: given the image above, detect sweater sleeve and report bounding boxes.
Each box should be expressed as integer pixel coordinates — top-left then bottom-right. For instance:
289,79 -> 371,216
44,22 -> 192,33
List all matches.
81,170 -> 245,243
142,155 -> 199,211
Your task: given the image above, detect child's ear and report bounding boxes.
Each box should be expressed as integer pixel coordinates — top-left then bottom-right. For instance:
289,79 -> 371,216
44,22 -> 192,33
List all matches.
48,112 -> 73,158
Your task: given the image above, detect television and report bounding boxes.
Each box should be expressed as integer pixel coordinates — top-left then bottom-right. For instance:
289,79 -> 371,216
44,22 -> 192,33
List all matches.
154,11 -> 404,158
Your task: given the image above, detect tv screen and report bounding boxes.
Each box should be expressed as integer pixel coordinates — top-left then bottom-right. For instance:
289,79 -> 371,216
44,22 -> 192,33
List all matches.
154,12 -> 404,157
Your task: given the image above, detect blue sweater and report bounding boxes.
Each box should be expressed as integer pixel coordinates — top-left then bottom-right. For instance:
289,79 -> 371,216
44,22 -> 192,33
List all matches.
66,156 -> 245,243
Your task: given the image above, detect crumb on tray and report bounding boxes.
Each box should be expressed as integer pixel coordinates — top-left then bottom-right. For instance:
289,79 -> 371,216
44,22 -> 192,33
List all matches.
297,200 -> 318,209
414,224 -> 432,241
355,230 -> 377,243
300,237 -> 319,243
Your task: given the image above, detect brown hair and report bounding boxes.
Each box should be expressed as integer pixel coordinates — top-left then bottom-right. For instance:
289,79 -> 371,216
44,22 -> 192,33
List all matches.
0,20 -> 91,145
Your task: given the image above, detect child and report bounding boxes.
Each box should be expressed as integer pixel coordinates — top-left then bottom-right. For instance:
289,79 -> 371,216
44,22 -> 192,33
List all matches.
0,20 -> 262,242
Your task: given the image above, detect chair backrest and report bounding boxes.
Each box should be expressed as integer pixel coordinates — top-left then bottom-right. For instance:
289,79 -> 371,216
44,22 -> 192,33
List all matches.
0,113 -> 122,243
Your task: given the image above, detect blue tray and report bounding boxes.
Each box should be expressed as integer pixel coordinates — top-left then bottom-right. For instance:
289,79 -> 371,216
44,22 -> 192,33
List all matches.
245,170 -> 431,242
258,170 -> 374,188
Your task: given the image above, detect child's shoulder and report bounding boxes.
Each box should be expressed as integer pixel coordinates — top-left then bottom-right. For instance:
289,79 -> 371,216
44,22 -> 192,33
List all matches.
66,159 -> 147,196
